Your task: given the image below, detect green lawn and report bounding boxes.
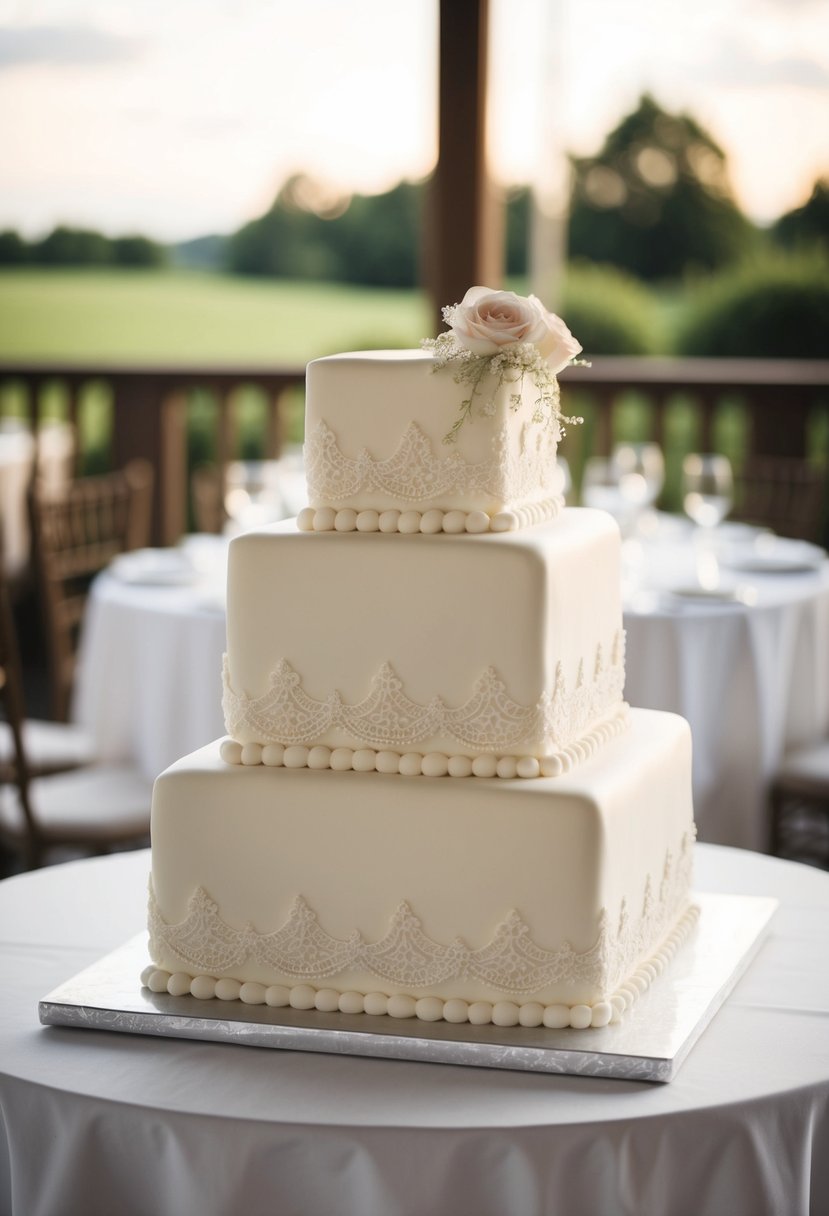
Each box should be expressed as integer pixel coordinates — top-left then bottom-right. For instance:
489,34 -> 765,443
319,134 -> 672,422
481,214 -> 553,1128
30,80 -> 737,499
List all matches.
0,269 -> 430,363
0,269 -> 785,509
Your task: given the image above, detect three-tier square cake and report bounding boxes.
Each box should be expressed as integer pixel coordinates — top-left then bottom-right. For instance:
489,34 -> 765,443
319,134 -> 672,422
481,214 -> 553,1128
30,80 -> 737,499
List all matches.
145,289 -> 697,1030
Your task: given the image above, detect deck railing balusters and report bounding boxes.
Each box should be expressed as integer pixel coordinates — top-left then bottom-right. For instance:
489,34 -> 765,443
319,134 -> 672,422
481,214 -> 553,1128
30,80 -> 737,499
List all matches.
0,358 -> 826,545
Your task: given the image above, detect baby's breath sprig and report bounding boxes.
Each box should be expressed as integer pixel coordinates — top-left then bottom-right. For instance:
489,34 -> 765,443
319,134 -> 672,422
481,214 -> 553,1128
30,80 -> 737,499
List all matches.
421,333 -> 584,444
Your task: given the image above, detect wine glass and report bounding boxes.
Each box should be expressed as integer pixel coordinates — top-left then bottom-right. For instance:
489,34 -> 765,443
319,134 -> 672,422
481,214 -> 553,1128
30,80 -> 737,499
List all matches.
223,461 -> 286,532
682,454 -> 733,589
682,454 -> 733,530
581,457 -> 623,514
581,457 -> 638,534
611,443 -> 664,509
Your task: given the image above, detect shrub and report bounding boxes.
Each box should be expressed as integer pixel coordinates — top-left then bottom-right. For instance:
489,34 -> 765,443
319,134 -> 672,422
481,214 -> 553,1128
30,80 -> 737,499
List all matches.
561,262 -> 659,355
675,253 -> 829,358
0,230 -> 30,265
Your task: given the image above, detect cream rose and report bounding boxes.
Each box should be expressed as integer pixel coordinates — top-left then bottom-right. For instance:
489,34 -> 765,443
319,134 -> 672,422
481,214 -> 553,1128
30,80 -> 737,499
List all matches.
449,286 -> 582,373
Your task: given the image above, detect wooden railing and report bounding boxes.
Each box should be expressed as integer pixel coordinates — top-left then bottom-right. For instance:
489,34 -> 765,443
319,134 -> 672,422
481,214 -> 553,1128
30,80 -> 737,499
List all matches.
0,362 -> 305,544
2,357 -> 828,545
561,357 -> 829,460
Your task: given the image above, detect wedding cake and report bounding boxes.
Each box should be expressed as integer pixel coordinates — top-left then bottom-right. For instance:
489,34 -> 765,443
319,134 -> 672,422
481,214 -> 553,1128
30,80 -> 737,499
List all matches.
144,288 -> 697,1031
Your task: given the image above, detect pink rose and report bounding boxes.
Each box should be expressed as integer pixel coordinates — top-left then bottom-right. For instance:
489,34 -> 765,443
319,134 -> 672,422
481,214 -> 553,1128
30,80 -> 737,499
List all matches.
449,286 -> 582,372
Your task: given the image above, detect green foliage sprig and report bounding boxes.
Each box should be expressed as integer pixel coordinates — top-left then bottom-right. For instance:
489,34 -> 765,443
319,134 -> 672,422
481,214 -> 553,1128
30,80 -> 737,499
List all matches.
421,330 -> 584,445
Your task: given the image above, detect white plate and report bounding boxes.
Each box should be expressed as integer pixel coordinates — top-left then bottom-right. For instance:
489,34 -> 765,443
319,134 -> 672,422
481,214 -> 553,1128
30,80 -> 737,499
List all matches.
667,586 -> 742,602
109,549 -> 198,587
721,551 -> 825,575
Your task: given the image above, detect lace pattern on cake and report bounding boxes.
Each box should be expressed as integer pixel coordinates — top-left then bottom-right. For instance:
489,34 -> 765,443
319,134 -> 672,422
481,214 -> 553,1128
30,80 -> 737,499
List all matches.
222,636 -> 625,752
304,418 -> 560,506
148,833 -> 693,997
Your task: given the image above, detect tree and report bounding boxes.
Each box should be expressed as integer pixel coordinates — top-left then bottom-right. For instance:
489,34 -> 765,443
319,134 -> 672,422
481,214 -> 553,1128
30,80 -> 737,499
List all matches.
112,235 -> 167,267
0,230 -> 30,265
33,226 -> 114,266
772,179 -> 829,255
227,175 -> 422,287
568,95 -> 754,281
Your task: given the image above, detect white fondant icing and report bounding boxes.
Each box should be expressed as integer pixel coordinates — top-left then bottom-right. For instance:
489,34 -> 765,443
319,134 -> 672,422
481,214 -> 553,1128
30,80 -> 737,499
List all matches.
217,708 -> 629,779
143,904 -> 700,1028
302,373 -> 563,516
294,500 -> 561,534
222,649 -> 626,757
148,829 -> 692,999
225,514 -> 625,762
338,991 -> 364,1015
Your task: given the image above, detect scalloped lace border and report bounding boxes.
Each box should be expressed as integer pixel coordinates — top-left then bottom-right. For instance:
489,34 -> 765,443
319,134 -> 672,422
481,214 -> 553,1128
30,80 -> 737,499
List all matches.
143,904 -> 699,1030
148,832 -> 693,999
222,635 -> 626,753
304,418 -> 561,506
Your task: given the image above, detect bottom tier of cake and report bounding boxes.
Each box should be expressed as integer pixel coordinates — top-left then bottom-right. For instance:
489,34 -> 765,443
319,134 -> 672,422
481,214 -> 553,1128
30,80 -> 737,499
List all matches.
146,708 -> 696,1028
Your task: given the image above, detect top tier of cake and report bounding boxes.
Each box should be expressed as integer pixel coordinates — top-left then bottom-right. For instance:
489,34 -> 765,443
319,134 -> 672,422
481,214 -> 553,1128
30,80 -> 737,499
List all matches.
301,350 -> 565,533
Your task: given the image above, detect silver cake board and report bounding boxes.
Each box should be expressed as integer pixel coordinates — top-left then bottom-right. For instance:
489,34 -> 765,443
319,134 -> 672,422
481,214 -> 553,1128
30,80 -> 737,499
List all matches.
39,892 -> 776,1083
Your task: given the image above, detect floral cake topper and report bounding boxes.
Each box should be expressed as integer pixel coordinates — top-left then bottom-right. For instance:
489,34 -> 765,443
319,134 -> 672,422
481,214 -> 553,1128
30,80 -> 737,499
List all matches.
421,286 -> 585,444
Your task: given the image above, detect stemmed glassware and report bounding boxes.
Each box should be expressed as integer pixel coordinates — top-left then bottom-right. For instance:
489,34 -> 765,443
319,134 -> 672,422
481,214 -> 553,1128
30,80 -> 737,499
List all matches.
581,442 -> 665,538
681,454 -> 733,529
223,461 -> 286,531
581,457 -> 626,517
681,453 -> 734,590
611,443 -> 665,513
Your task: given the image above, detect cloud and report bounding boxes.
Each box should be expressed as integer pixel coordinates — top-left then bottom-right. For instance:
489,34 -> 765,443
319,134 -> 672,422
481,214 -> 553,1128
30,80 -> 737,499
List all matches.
699,38 -> 829,90
0,24 -> 144,70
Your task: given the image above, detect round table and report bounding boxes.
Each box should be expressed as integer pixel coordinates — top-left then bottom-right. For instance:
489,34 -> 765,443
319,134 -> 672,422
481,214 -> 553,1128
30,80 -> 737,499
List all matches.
1,845 -> 827,1216
72,527 -> 829,850
622,524 -> 829,850
72,568 -> 227,782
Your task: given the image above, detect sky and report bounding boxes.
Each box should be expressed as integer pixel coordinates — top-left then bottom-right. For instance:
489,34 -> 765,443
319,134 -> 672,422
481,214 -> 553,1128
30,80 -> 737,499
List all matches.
0,0 -> 827,242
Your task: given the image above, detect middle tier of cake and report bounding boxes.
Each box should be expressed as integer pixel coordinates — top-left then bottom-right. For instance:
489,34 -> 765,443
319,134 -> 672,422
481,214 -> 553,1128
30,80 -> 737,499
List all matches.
222,509 -> 626,770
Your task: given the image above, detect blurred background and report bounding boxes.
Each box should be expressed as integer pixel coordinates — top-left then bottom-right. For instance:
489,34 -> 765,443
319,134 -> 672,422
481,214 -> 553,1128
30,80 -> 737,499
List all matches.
0,0 -> 827,531
1,0 -> 828,872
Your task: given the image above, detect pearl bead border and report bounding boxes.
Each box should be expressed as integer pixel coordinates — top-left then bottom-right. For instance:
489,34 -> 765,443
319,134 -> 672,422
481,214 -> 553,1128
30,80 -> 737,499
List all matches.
219,708 -> 629,778
296,498 -> 562,536
142,904 -> 699,1029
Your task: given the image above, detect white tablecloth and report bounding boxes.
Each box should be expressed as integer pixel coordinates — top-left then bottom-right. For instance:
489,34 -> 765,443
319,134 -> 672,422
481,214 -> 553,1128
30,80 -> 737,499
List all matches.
72,529 -> 829,851
1,845 -> 827,1216
622,530 -> 829,850
73,571 -> 227,782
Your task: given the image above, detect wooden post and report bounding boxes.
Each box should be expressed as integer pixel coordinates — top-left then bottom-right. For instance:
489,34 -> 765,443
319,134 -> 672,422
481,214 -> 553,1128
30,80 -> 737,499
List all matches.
109,375 -> 178,545
428,0 -> 502,332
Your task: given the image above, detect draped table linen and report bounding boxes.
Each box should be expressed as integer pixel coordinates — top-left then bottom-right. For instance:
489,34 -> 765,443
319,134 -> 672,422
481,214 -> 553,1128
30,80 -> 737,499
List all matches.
0,846 -> 827,1216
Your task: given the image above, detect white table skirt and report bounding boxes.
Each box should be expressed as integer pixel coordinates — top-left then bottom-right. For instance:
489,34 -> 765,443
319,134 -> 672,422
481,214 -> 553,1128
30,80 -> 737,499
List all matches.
1,845 -> 827,1216
73,573 -> 228,782
72,535 -> 829,851
624,572 -> 829,850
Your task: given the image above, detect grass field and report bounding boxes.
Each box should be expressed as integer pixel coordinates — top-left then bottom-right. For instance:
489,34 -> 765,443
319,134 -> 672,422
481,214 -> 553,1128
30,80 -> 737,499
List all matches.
0,269 -> 430,363
0,268 -> 784,508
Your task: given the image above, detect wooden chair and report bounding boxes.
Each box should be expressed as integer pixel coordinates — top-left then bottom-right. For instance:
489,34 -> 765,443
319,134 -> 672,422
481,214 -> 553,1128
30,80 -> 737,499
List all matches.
0,531 -> 94,779
29,460 -> 154,722
732,457 -> 827,544
0,566 -> 152,870
0,714 -> 94,782
770,742 -> 829,869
